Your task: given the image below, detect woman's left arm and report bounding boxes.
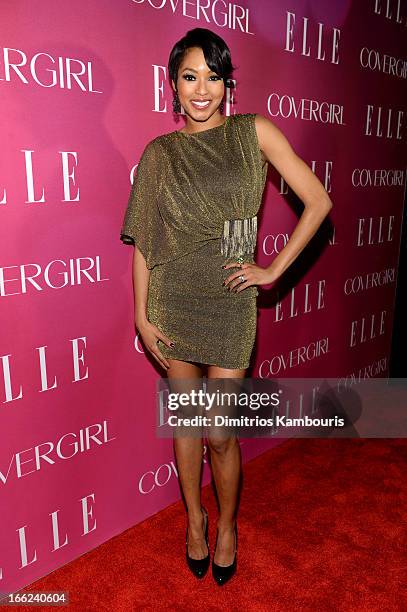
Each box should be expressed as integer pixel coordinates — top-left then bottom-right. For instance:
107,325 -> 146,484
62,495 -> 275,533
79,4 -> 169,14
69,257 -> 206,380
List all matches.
225,114 -> 333,292
256,113 -> 333,280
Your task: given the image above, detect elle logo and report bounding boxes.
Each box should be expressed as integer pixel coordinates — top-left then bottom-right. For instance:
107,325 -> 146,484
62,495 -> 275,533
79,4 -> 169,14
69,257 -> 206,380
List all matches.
357,216 -> 395,246
350,310 -> 387,347
1,338 -> 88,403
0,495 -> 96,581
1,150 -> 79,205
284,11 -> 341,63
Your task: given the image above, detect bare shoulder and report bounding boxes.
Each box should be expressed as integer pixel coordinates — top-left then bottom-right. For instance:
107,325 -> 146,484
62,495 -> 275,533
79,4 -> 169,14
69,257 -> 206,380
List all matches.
253,114 -> 333,209
253,114 -> 294,164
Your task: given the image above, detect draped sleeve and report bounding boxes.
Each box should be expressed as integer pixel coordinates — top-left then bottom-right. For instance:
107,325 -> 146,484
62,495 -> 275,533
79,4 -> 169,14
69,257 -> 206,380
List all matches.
120,138 -> 164,269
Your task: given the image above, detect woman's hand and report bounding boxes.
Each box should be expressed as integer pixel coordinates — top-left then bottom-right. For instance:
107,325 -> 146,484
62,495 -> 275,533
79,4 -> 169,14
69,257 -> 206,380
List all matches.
136,319 -> 174,370
222,262 -> 278,293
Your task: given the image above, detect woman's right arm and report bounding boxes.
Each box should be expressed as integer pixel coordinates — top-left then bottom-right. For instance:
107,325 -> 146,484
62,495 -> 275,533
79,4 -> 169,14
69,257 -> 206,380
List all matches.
132,245 -> 173,370
133,245 -> 150,331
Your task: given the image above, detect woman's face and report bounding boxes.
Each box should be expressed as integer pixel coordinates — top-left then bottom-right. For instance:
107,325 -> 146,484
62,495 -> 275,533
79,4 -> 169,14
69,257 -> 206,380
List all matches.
172,46 -> 225,121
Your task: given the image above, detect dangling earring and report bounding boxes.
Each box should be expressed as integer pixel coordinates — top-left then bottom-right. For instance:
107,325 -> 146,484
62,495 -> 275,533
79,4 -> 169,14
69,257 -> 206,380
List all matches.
219,99 -> 224,113
172,91 -> 181,114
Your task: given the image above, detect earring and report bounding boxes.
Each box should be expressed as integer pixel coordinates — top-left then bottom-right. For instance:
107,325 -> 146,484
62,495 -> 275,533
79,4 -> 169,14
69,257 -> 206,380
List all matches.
219,100 -> 224,113
172,91 -> 181,114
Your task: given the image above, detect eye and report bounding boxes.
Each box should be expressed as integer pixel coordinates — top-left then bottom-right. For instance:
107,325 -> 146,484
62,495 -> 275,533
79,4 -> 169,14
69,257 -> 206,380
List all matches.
182,74 -> 222,81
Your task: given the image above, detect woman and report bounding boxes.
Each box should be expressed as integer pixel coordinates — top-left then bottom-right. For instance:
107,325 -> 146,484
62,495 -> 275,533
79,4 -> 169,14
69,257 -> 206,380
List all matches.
120,27 -> 333,585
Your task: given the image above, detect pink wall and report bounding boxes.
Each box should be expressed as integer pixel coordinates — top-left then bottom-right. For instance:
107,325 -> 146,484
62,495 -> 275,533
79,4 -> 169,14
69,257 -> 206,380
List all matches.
1,0 -> 406,595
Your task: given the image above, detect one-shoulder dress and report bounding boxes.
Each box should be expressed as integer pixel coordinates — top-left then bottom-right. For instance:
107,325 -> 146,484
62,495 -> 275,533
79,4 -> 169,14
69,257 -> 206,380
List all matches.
120,113 -> 268,369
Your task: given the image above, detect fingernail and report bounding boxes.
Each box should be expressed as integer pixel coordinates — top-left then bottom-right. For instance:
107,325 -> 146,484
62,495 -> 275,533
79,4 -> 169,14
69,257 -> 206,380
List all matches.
170,342 -> 175,347
221,265 -> 226,268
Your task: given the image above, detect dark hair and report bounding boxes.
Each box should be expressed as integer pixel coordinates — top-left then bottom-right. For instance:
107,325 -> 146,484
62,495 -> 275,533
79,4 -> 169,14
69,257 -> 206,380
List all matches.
168,27 -> 236,90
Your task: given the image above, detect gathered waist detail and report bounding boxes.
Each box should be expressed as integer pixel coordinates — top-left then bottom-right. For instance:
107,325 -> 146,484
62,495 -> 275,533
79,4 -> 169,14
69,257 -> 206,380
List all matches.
220,215 -> 258,258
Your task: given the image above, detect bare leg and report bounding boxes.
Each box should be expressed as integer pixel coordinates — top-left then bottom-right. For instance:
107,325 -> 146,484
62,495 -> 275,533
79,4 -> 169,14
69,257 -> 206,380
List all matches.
206,365 -> 246,566
168,358 -> 208,560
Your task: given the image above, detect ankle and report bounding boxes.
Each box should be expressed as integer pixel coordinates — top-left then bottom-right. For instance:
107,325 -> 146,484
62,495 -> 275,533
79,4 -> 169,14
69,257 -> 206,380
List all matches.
216,518 -> 236,533
188,507 -> 205,526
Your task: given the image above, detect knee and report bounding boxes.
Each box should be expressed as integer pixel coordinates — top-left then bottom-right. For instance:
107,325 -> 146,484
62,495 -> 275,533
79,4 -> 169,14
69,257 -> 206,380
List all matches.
207,436 -> 237,456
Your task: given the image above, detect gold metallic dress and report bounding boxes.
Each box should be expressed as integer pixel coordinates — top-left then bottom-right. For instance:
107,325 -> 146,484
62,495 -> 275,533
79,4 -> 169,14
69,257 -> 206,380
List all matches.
120,113 -> 268,369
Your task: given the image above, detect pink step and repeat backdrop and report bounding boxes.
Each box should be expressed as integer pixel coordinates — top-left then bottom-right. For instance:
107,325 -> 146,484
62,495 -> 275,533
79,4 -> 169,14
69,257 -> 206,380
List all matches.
1,0 -> 406,595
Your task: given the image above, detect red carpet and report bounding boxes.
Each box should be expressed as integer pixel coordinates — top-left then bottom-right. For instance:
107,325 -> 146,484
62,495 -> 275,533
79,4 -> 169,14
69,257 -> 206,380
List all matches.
14,439 -> 406,611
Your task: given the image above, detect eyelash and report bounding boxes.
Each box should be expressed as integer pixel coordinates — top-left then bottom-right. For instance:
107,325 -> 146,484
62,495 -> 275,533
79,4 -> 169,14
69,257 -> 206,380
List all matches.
182,74 -> 222,81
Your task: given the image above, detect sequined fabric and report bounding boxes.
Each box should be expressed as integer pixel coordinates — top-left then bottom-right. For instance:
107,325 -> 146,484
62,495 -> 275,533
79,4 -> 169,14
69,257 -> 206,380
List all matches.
120,113 -> 268,369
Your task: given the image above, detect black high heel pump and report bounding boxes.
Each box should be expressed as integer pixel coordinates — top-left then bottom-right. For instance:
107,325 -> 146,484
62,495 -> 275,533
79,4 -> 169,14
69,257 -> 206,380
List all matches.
212,522 -> 237,586
186,506 -> 210,578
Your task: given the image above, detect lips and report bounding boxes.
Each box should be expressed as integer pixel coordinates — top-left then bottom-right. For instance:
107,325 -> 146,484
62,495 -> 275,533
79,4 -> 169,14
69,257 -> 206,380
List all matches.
191,100 -> 211,109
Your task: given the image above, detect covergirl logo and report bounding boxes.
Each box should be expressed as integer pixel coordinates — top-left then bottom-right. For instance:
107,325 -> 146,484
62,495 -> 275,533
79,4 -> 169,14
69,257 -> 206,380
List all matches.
131,0 -> 253,33
340,357 -> 388,386
344,268 -> 395,295
0,257 -> 107,297
0,421 -> 115,485
258,338 -> 329,378
0,47 -> 101,91
360,47 -> 407,79
352,168 -> 406,187
139,448 -> 208,494
266,93 -> 345,125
